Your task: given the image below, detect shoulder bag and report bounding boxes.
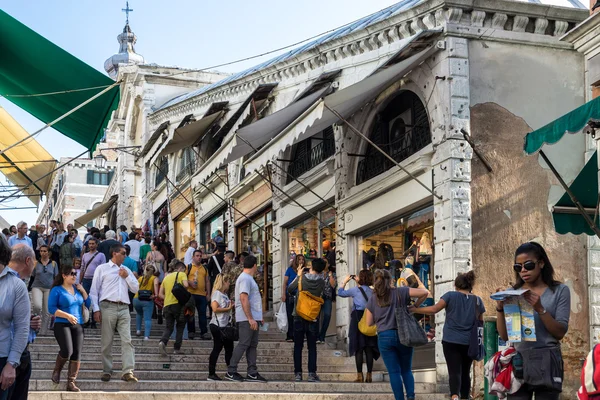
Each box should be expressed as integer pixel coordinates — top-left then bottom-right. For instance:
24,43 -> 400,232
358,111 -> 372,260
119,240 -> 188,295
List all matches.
171,272 -> 191,305
357,287 -> 377,336
295,276 -> 324,321
81,251 -> 101,280
395,287 -> 428,347
80,286 -> 90,324
215,294 -> 238,341
468,295 -> 485,361
138,277 -> 154,301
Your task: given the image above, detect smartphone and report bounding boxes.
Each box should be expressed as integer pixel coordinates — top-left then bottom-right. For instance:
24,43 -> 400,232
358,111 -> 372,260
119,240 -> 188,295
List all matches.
350,275 -> 356,280
303,268 -> 310,273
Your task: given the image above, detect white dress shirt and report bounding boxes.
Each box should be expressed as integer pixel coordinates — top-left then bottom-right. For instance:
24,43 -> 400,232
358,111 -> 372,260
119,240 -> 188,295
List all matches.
90,260 -> 139,311
184,246 -> 196,266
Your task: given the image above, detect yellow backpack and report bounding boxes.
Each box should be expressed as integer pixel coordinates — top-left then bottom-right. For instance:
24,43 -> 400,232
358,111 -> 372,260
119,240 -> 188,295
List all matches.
357,287 -> 377,336
295,276 -> 324,321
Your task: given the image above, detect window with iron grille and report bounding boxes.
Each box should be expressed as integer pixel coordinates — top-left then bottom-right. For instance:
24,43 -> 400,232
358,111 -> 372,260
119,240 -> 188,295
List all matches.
155,156 -> 168,187
176,148 -> 196,183
286,126 -> 335,183
356,91 -> 431,185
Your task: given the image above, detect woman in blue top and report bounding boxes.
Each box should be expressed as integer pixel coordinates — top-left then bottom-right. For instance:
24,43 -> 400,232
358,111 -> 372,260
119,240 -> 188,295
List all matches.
338,269 -> 379,383
282,255 -> 302,342
48,265 -> 90,392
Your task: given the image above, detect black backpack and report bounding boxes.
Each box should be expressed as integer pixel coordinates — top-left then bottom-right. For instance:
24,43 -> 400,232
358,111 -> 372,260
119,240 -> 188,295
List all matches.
171,272 -> 191,305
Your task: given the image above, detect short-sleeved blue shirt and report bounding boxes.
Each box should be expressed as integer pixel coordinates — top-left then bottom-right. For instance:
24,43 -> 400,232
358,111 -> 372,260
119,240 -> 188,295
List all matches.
440,291 -> 485,345
284,267 -> 297,290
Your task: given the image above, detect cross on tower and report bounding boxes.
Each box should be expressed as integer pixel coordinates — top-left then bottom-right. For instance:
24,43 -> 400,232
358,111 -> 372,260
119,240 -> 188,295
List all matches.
122,1 -> 133,24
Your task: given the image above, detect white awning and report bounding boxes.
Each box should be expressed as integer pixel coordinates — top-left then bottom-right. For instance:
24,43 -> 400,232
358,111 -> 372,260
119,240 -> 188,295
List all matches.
192,134 -> 238,186
244,43 -> 439,174
157,111 -> 224,158
74,195 -> 118,228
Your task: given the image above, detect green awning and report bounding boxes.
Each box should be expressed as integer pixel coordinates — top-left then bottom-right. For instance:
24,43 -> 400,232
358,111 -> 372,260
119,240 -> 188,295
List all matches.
552,152 -> 599,235
524,97 -> 600,154
0,10 -> 120,151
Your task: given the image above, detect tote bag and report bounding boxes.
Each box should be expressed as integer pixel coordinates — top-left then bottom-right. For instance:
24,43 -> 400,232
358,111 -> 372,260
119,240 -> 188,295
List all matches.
468,296 -> 485,361
395,287 -> 428,347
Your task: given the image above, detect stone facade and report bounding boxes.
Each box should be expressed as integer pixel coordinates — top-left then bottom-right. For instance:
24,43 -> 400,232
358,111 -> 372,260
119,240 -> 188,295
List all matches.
103,0 -> 591,392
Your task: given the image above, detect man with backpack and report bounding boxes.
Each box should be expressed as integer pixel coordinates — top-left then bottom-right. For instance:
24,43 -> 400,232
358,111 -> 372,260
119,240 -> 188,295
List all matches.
287,257 -> 326,382
186,250 -> 211,340
158,261 -> 190,355
225,256 -> 266,382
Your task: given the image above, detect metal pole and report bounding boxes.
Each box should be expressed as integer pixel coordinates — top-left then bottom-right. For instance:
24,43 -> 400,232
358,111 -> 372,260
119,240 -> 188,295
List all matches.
324,103 -> 442,200
0,149 -> 89,205
195,179 -> 279,243
539,150 -> 600,239
0,81 -> 121,158
257,164 -> 346,241
268,160 -> 336,210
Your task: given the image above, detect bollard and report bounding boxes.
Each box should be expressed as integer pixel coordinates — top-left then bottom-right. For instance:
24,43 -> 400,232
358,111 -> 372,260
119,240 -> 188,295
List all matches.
484,317 -> 498,400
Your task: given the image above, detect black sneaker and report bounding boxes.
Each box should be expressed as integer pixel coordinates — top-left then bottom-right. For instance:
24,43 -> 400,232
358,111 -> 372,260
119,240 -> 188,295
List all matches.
294,372 -> 302,382
207,374 -> 222,381
224,372 -> 244,382
308,373 -> 320,382
246,373 -> 267,382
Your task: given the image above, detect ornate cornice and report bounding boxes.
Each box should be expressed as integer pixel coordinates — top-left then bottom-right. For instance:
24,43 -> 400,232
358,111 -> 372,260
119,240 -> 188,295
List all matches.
148,0 -> 587,128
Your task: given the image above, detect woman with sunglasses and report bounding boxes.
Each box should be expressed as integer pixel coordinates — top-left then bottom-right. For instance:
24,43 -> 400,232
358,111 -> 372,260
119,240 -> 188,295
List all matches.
48,265 -> 90,392
30,244 -> 59,335
496,242 -> 570,400
134,265 -> 159,340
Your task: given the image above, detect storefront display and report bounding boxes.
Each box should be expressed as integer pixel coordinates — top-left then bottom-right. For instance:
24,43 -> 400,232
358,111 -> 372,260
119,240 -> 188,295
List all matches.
201,208 -> 227,252
154,202 -> 169,237
174,208 -> 195,260
287,207 -> 337,264
237,209 -> 273,311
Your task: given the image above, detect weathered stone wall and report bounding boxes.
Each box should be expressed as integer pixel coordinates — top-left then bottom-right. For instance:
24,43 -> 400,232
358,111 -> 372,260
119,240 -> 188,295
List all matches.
470,103 -> 588,390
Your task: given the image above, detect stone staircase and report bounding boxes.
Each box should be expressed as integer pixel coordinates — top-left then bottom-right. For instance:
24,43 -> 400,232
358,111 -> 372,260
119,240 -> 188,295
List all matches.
27,313 -> 439,399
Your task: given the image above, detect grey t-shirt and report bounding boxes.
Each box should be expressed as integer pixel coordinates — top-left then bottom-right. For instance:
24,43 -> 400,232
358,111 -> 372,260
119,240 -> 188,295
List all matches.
31,261 -> 59,289
366,287 -> 407,333
513,284 -> 570,350
235,272 -> 263,322
441,291 -> 485,345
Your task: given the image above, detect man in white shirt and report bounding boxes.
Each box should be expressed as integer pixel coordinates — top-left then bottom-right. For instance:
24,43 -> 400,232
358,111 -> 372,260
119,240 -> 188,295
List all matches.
8,222 -> 32,249
124,232 -> 142,269
90,243 -> 139,383
183,240 -> 197,266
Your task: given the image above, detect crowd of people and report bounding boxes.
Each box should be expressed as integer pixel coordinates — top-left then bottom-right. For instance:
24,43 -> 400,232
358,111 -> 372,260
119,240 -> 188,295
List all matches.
0,220 -> 583,400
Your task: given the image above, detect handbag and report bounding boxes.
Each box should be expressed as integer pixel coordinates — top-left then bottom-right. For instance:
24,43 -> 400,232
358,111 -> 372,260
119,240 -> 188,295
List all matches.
357,287 -> 377,336
395,287 -> 428,347
171,272 -> 191,305
82,304 -> 90,324
215,296 -> 238,341
138,290 -> 153,301
295,276 -> 324,321
519,346 -> 563,392
468,296 -> 485,361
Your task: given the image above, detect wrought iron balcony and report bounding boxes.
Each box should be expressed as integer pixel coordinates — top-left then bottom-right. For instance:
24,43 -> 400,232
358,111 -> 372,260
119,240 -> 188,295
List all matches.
286,137 -> 335,183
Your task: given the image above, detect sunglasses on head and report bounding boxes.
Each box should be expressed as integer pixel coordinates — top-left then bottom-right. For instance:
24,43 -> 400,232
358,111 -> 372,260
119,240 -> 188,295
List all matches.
513,260 -> 537,273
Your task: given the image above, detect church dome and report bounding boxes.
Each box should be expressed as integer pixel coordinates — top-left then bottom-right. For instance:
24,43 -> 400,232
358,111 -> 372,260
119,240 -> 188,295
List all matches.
104,23 -> 144,79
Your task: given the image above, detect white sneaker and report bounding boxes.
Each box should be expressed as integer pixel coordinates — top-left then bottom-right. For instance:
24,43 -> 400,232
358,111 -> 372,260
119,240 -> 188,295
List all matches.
144,337 -> 150,341
136,330 -> 141,336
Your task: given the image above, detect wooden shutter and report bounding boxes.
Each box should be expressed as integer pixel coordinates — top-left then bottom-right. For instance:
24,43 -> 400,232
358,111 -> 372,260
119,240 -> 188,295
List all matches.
86,170 -> 94,184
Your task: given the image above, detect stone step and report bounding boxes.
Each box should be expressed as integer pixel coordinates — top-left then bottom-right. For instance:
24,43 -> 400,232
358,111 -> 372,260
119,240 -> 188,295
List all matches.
29,379 -> 435,394
31,369 -> 387,382
29,392 -> 400,400
29,352 -> 356,365
32,360 -> 364,372
32,337 -> 297,346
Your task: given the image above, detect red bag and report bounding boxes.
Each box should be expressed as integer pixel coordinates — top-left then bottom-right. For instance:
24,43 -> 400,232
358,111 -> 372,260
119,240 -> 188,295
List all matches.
578,344 -> 600,400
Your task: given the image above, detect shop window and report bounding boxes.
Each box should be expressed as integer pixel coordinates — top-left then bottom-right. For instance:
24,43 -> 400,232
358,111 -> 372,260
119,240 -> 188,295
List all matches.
154,202 -> 169,236
176,148 -> 196,183
175,209 -> 196,260
356,91 -> 431,185
201,210 -> 227,252
155,156 -> 168,187
286,127 -> 335,183
287,207 -> 337,263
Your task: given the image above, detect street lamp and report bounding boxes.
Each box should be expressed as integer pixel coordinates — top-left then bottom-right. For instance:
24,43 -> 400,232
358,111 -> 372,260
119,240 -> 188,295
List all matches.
94,153 -> 107,169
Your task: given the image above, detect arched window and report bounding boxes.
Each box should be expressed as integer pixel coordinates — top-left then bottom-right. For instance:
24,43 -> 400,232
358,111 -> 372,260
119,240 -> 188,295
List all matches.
176,147 -> 196,182
155,156 -> 168,187
356,91 -> 431,185
286,126 -> 335,183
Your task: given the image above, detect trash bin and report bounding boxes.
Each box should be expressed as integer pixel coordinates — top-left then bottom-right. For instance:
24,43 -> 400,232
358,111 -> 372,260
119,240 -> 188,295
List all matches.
484,317 -> 498,400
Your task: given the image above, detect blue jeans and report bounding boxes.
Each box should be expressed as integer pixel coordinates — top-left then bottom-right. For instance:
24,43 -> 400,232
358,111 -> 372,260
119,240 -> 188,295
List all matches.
188,294 -> 208,336
133,298 -> 154,337
378,330 -> 415,400
318,298 -> 333,342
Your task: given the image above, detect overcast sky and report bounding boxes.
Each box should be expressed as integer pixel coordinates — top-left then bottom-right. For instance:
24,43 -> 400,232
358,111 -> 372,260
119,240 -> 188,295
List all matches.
0,0 -> 401,225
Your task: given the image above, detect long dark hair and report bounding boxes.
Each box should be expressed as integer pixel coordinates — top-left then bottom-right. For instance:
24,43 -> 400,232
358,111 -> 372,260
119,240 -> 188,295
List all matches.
373,269 -> 393,307
513,242 -> 561,290
52,265 -> 74,287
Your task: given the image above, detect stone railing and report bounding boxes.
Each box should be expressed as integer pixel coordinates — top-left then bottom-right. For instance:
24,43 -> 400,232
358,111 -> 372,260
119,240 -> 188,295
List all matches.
149,0 -> 587,127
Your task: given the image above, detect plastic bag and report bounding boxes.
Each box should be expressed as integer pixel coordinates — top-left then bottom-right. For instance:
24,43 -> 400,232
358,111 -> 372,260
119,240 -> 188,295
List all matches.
275,301 -> 288,333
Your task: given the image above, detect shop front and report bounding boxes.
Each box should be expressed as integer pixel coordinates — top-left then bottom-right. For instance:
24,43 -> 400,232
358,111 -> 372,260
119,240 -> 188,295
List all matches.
153,201 -> 169,237
170,187 -> 195,260
200,207 -> 227,252
233,181 -> 273,311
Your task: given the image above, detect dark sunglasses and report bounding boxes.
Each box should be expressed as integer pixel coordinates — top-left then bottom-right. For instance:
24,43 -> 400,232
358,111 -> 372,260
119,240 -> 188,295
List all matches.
513,260 -> 537,273
68,272 -> 77,277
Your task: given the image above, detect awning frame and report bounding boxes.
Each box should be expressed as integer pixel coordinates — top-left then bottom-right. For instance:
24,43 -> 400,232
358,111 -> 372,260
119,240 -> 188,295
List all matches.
74,194 -> 118,228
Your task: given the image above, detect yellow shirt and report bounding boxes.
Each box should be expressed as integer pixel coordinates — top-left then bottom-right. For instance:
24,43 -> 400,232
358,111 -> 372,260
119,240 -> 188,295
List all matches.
162,272 -> 188,307
134,276 -> 156,298
187,264 -> 208,296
